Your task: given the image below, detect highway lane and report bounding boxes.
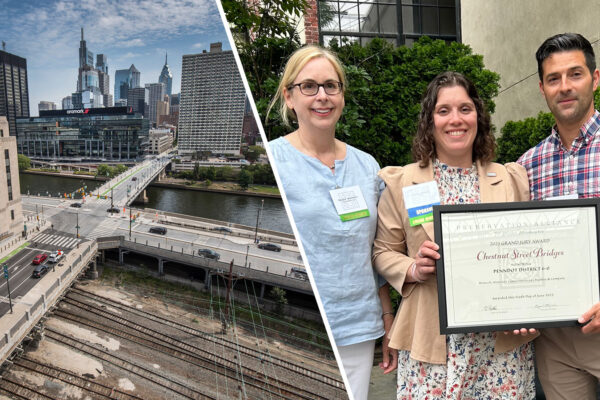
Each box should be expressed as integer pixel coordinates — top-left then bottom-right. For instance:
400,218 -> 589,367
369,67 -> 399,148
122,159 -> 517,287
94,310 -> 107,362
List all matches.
22,195 -> 305,278
0,232 -> 85,316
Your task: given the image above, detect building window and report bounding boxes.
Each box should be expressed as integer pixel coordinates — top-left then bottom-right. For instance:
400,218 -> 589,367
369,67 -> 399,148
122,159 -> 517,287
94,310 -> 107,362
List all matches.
10,210 -> 14,220
319,0 -> 459,46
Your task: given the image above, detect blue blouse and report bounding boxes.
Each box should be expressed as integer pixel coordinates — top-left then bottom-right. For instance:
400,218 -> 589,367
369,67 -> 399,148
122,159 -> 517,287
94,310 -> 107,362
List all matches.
269,137 -> 385,346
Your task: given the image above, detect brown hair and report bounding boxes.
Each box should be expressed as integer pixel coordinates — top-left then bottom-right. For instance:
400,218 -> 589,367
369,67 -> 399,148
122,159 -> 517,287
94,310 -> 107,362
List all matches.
412,71 -> 495,166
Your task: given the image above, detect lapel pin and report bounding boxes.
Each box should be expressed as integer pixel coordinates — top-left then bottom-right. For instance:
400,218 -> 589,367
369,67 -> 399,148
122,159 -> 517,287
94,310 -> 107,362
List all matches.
487,172 -> 497,177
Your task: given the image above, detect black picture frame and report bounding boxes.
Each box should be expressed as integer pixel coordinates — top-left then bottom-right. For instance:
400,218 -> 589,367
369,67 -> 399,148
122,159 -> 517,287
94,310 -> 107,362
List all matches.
434,198 -> 600,334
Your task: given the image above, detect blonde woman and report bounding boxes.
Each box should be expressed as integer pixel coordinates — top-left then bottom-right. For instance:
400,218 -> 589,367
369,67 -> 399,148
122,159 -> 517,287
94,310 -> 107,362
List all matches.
267,45 -> 397,400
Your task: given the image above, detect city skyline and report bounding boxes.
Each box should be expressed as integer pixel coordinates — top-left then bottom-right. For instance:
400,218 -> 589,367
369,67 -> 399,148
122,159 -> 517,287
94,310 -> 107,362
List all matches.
0,0 -> 231,114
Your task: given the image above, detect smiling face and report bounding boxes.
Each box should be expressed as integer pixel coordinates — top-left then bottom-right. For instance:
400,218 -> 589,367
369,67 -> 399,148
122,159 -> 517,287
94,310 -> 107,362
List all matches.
432,85 -> 478,167
539,50 -> 599,130
283,57 -> 344,134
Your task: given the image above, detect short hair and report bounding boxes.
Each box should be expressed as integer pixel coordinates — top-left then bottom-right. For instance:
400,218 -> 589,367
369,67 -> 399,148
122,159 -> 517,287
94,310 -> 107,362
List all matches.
536,33 -> 596,81
412,71 -> 495,166
267,45 -> 346,127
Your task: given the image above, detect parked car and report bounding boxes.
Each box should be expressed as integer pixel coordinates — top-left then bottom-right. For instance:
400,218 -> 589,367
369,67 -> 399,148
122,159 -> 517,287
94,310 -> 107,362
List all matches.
70,202 -> 82,208
48,250 -> 63,263
258,243 -> 282,252
32,254 -> 47,265
211,226 -> 232,234
149,226 -> 167,235
107,207 -> 120,214
198,248 -> 220,260
32,264 -> 49,278
132,177 -> 137,181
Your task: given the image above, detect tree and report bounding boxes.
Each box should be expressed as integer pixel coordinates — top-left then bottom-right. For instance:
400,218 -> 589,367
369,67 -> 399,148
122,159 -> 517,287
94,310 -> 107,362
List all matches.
244,145 -> 266,162
206,166 -> 216,181
116,164 -> 128,174
17,154 -> 31,171
496,87 -> 600,163
268,287 -> 288,314
193,162 -> 201,180
222,0 -> 306,140
96,164 -> 112,178
238,168 -> 252,190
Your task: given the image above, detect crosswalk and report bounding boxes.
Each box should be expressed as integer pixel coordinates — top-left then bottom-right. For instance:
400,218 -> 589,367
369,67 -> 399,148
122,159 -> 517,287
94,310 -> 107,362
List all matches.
33,233 -> 81,249
84,218 -> 122,239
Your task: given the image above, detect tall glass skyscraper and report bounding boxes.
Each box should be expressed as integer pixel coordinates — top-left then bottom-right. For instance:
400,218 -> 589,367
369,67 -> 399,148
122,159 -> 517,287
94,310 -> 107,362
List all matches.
159,52 -> 173,96
114,64 -> 140,101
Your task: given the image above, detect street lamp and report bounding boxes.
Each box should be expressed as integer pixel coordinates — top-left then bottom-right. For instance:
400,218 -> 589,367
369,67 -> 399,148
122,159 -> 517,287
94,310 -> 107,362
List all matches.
253,199 -> 264,243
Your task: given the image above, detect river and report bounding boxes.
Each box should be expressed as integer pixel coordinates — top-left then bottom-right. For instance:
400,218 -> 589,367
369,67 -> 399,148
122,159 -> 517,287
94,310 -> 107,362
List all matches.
19,173 -> 293,233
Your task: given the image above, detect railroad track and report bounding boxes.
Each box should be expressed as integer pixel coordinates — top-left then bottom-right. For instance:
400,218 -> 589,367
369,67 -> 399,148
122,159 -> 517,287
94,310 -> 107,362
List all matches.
0,374 -> 55,399
44,328 -> 217,400
68,287 -> 346,391
13,357 -> 144,400
57,297 -> 327,400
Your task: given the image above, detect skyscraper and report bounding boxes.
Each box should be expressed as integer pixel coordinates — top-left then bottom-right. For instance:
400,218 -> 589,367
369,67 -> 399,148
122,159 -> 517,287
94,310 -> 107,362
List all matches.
114,64 -> 140,101
145,82 -> 165,128
74,29 -> 110,108
159,52 -> 173,96
96,54 -> 111,106
38,101 -> 57,113
179,43 -> 245,155
0,49 -> 30,136
127,87 -> 147,116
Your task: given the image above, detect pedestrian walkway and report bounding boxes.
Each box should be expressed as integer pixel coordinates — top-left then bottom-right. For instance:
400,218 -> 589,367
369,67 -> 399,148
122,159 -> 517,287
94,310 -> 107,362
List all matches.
32,233 -> 81,249
83,218 -> 122,239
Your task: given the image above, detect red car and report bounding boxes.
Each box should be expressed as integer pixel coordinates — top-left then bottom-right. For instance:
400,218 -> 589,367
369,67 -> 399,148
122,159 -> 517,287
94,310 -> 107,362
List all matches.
32,254 -> 47,265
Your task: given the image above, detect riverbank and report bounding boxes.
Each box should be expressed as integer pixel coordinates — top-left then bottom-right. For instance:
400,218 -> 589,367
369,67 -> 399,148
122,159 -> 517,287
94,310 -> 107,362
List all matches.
21,170 -> 281,198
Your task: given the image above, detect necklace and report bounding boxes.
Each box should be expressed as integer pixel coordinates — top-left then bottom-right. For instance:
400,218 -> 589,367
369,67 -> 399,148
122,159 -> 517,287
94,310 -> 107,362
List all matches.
297,132 -> 337,171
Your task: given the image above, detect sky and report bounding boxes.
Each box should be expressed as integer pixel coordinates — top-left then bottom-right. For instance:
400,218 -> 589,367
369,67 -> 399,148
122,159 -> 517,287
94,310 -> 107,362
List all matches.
0,0 -> 231,115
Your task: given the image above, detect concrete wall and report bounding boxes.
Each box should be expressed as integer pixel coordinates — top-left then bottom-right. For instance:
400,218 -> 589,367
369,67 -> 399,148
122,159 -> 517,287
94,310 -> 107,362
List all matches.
461,0 -> 600,140
0,117 -> 24,241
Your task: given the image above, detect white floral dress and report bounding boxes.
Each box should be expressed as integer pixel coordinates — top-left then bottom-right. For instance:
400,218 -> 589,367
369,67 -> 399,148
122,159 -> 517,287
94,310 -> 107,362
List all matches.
396,160 -> 535,400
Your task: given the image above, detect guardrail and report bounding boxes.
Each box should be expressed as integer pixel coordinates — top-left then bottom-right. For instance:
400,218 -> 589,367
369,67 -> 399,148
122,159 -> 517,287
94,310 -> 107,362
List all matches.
0,240 -> 98,365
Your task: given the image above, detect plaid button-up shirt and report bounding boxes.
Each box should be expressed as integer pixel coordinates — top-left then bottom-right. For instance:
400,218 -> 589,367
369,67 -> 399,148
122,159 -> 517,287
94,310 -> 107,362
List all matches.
517,110 -> 600,200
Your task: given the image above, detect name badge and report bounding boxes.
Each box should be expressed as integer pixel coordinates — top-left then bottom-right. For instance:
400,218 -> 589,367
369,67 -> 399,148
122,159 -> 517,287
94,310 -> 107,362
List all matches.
402,181 -> 440,226
329,185 -> 370,221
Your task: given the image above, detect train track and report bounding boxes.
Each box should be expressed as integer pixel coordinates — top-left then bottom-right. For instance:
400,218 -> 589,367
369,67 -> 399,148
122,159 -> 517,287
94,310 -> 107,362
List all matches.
57,296 -> 327,399
13,357 -> 144,400
0,374 -> 55,399
44,328 -> 217,400
68,286 -> 345,391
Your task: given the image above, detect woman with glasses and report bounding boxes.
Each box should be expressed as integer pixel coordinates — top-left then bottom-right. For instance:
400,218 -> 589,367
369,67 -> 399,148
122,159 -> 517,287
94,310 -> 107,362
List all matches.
267,45 -> 397,400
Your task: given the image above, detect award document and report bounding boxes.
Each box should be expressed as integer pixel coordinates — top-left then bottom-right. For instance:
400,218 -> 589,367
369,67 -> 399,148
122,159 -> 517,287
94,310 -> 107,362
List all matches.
434,199 -> 600,334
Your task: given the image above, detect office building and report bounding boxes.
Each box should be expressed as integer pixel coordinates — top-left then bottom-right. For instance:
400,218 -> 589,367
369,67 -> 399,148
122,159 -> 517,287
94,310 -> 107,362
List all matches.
17,107 -> 149,161
38,101 -> 57,113
127,87 -> 147,116
62,96 -> 73,110
156,95 -> 170,126
179,43 -> 245,155
149,128 -> 173,154
159,53 -> 173,96
114,64 -> 140,101
0,49 -> 30,136
170,93 -> 180,114
96,54 -> 111,107
145,82 -> 165,128
0,116 -> 23,241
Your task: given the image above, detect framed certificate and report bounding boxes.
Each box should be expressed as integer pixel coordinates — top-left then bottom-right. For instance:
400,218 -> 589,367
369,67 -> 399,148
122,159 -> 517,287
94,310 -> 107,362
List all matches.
434,199 -> 600,334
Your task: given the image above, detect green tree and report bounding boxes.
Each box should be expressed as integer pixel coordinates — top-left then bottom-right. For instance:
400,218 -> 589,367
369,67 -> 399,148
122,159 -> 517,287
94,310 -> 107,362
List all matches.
17,154 -> 31,171
193,162 -> 201,180
222,0 -> 306,140
244,145 -> 266,162
206,166 -> 216,181
238,168 -> 252,190
96,164 -> 112,178
268,287 -> 288,314
496,87 -> 600,163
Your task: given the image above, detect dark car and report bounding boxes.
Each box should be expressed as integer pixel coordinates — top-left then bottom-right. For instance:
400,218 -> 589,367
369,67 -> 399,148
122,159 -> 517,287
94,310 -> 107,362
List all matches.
32,264 -> 49,278
149,226 -> 167,235
211,226 -> 232,234
107,207 -> 120,214
70,202 -> 82,208
32,254 -> 47,265
198,248 -> 220,260
258,243 -> 282,252
132,177 -> 137,181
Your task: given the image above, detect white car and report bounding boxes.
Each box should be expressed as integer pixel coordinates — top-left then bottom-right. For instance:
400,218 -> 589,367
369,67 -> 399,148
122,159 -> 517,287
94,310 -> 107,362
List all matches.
48,250 -> 64,263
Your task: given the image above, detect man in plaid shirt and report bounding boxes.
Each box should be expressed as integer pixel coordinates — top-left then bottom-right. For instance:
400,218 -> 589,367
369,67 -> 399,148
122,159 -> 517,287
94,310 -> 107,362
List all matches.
518,33 -> 600,399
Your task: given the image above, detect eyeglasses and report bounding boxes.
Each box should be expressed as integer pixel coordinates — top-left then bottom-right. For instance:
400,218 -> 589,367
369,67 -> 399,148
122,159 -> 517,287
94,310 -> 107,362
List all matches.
288,80 -> 343,96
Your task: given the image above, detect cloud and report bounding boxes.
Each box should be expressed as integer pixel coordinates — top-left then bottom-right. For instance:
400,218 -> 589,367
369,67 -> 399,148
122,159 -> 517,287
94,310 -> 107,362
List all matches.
192,42 -> 205,49
117,38 -> 145,48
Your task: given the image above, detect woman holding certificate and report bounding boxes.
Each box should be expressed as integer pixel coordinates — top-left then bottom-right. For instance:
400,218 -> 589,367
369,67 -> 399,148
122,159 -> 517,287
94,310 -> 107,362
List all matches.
267,45 -> 396,400
373,71 -> 537,399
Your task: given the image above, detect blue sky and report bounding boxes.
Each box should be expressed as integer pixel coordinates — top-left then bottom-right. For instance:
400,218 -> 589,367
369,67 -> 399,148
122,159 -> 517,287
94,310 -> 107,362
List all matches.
0,0 -> 231,114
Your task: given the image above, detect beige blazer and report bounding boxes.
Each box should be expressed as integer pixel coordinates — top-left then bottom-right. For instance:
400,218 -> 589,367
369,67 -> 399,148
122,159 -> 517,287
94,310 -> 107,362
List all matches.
372,160 -> 538,364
